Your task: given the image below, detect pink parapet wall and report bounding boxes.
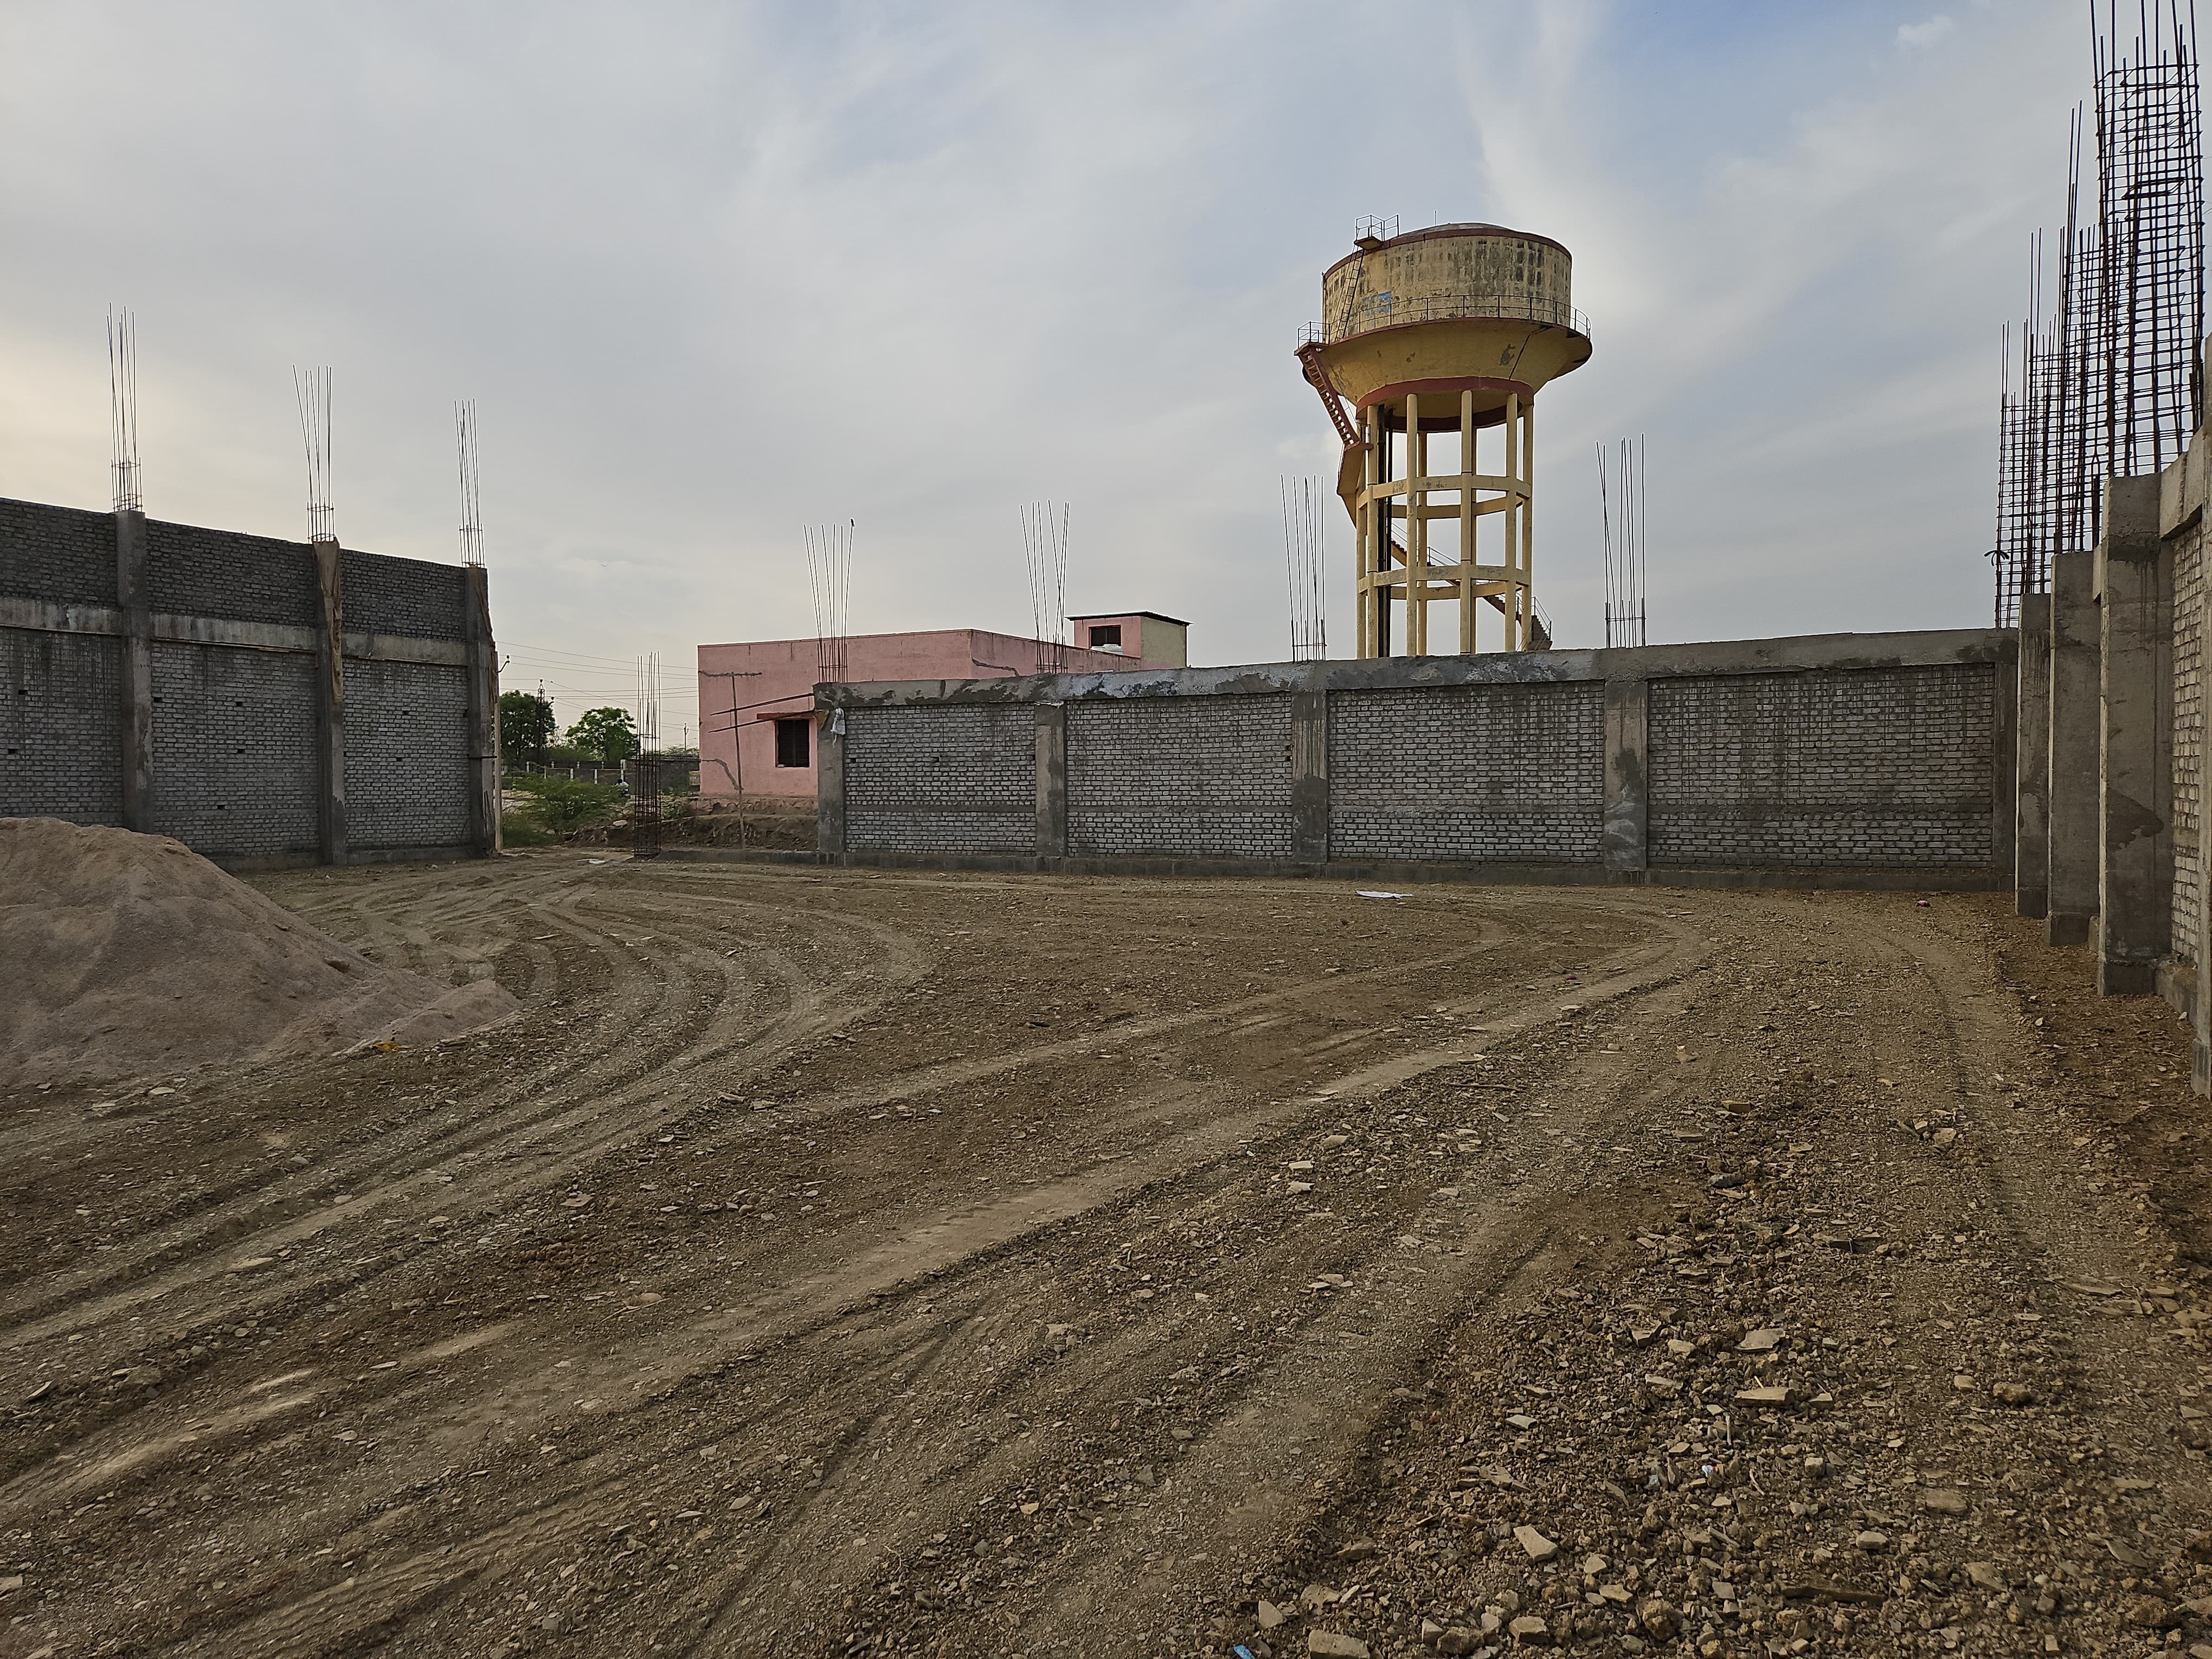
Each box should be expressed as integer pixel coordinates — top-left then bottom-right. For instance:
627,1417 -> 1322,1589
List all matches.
695,625 -> 1184,801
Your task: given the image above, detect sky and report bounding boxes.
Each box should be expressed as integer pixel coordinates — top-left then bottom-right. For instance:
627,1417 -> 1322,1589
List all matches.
0,1 -> 2095,738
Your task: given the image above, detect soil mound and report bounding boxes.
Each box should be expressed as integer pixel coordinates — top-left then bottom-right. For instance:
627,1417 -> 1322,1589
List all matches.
0,818 -> 517,1087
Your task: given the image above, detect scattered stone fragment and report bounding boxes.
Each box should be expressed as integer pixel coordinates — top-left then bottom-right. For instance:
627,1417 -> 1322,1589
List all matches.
1734,1385 -> 1792,1407
1300,1583 -> 1339,1610
1990,1380 -> 2037,1406
2126,1597 -> 2183,1630
1506,1613 -> 1550,1644
1513,1523 -> 1558,1562
1637,1599 -> 1680,1641
1964,1561 -> 2005,1592
1335,1539 -> 1378,1561
1257,1600 -> 1286,1628
1922,1488 -> 1969,1516
1307,1632 -> 1369,1658
1854,1529 -> 1891,1552
1737,1327 -> 1784,1352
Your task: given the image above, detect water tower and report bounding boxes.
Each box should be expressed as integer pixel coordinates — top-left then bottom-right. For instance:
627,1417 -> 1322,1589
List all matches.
1297,221 -> 1591,657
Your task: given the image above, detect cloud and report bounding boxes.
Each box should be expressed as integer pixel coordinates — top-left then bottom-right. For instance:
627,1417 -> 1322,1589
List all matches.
1898,14 -> 1958,52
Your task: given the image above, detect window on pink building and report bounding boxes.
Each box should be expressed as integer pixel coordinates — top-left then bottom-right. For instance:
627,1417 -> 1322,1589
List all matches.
774,717 -> 811,768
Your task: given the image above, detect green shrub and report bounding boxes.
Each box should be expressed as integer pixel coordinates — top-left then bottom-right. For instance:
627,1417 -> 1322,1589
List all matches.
505,774 -> 622,833
501,811 -> 555,847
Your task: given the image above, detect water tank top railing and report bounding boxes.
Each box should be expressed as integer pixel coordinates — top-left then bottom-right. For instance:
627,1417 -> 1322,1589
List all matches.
1299,291 -> 1590,347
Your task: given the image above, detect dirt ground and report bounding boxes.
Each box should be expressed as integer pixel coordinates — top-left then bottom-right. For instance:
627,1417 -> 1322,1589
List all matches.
5,854 -> 2211,1659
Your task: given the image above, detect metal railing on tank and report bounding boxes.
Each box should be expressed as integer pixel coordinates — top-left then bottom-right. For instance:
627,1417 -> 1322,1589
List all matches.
1298,292 -> 1590,348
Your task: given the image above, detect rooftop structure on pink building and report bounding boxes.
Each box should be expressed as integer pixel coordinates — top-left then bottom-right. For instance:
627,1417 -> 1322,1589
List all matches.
697,611 -> 1188,800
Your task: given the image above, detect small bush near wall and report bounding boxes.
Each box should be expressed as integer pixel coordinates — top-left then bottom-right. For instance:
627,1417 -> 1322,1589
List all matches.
504,774 -> 622,834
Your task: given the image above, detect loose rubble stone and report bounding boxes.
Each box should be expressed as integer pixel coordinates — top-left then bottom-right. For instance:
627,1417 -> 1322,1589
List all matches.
1307,1632 -> 1370,1658
1921,1487 -> 1969,1516
1513,1523 -> 1558,1562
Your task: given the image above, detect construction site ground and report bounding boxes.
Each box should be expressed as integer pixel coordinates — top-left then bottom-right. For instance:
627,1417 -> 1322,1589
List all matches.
7,854 -> 2212,1659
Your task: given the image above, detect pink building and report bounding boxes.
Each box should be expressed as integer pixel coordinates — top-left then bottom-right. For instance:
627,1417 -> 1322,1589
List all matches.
697,611 -> 1188,800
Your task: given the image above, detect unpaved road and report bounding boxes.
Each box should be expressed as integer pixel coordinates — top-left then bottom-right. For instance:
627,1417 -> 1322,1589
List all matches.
4,854 -> 2211,1658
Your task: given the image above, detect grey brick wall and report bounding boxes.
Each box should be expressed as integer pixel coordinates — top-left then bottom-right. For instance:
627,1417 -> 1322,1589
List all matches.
1,627 -> 123,822
845,704 -> 1036,853
345,658 -> 473,848
1648,665 -> 1995,867
146,518 -> 318,627
0,497 -> 114,606
1,497 -> 483,865
2175,525 -> 2202,966
1066,693 -> 1295,858
148,641 -> 320,857
1329,681 -> 1603,861
344,550 -> 469,641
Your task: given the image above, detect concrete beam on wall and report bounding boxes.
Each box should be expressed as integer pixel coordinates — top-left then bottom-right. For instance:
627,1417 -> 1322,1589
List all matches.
2015,594 -> 2051,917
2098,476 -> 2174,993
1035,702 -> 1068,856
312,537 -> 348,865
1992,634 -> 2018,884
1601,678 -> 1649,872
114,510 -> 153,832
2047,543 -> 2100,945
464,564 -> 500,856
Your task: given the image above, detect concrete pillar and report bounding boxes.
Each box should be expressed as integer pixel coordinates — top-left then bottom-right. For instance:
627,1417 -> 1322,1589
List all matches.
464,564 -> 500,856
1993,637 -> 2020,879
114,509 -> 153,832
2047,541 -> 2100,944
311,536 -> 348,865
1035,700 -> 1067,858
1290,665 -> 1330,863
815,703 -> 845,856
1601,677 -> 1649,873
2097,475 -> 2172,993
2014,593 -> 2051,917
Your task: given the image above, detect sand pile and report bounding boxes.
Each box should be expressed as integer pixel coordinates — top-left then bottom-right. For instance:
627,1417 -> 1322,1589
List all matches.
0,818 -> 517,1088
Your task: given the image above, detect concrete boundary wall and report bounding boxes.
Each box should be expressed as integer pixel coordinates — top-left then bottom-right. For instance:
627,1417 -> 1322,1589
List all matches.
800,628 -> 2017,887
2,497 -> 497,868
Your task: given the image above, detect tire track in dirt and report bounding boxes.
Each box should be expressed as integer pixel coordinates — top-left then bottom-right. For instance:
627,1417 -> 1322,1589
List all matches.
30,904 -> 1687,1658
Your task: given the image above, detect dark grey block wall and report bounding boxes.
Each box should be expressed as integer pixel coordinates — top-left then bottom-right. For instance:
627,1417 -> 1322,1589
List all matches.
1648,665 -> 1995,868
148,641 -> 320,856
1329,681 -> 1605,862
845,703 -> 1035,854
818,628 -> 2017,883
345,659 -> 474,848
0,628 -> 123,823
1,495 -> 494,867
1067,693 -> 1295,857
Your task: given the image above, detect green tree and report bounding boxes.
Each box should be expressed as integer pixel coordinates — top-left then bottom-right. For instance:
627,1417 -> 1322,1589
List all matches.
567,706 -> 640,762
499,691 -> 556,762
